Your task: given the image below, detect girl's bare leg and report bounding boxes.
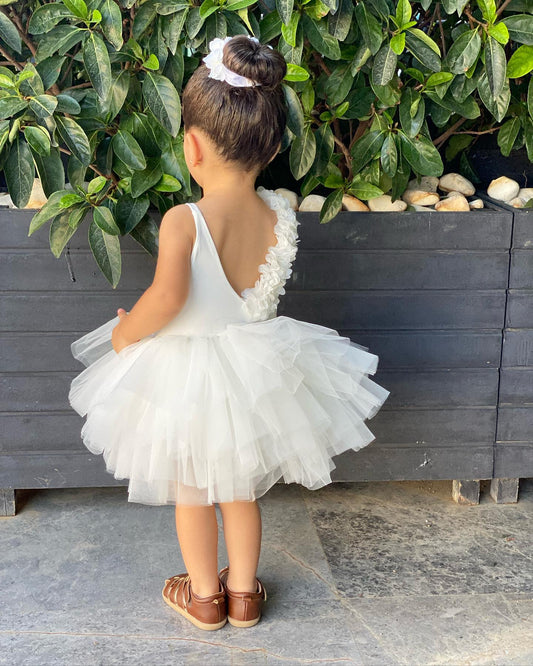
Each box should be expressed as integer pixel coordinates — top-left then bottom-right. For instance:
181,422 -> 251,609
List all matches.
218,500 -> 262,593
174,502 -> 220,597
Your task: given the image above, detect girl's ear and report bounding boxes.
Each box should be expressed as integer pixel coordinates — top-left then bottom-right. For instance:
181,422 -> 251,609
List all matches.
184,128 -> 203,167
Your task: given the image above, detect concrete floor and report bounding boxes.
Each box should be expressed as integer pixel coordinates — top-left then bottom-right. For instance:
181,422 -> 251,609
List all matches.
1,478 -> 532,666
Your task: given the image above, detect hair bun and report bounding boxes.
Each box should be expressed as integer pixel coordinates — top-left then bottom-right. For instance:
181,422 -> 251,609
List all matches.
222,35 -> 287,90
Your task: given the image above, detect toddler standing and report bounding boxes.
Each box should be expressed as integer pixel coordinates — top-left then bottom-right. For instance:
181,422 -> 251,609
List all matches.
69,35 -> 390,631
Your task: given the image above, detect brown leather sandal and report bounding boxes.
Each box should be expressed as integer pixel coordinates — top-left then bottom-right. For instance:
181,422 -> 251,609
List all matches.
162,573 -> 227,631
218,566 -> 267,627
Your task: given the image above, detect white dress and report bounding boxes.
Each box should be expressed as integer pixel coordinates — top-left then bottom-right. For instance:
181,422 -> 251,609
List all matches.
68,187 -> 390,506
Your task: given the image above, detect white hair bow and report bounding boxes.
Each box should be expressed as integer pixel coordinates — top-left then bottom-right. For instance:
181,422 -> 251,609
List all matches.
203,36 -> 270,88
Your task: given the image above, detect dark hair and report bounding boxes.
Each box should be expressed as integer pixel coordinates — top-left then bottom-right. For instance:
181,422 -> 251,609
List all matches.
182,35 -> 287,172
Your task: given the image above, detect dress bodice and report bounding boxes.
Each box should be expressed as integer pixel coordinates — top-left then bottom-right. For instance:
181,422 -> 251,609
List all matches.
154,187 -> 300,337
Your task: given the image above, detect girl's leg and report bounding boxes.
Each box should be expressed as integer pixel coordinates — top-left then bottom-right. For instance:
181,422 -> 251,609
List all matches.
218,500 -> 262,593
175,502 -> 220,597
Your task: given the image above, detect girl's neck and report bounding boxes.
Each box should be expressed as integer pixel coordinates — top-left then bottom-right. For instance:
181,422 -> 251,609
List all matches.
198,165 -> 259,200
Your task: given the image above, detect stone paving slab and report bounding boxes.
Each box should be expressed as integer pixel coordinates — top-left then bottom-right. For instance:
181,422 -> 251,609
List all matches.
1,479 -> 532,665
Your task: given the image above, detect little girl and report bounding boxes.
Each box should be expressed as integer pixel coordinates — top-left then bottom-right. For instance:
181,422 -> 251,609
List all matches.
69,35 -> 390,632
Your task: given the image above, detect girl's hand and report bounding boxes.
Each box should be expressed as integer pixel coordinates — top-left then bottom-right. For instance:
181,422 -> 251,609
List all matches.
112,308 -> 140,353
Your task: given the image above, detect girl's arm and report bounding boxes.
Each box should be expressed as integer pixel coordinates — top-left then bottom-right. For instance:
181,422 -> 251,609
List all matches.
111,205 -> 195,353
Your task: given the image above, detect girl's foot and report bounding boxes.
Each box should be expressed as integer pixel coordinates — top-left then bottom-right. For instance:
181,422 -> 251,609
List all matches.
218,566 -> 267,627
162,573 -> 227,630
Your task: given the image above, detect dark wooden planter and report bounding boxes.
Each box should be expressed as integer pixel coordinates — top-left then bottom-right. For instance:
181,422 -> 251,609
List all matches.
0,195 -> 526,514
478,194 -> 533,499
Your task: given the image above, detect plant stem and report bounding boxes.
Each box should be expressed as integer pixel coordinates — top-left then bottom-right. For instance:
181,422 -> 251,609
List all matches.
57,146 -> 119,185
433,116 -> 467,147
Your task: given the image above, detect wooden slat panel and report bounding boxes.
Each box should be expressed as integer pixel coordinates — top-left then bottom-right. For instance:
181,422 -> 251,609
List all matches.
502,329 -> 533,367
0,407 -> 496,452
280,291 -> 506,330
496,406 -> 533,442
509,250 -> 533,289
506,291 -> 533,328
1,208 -> 512,250
499,368 -> 533,403
1,291 -> 507,332
493,445 -> 533,478
0,369 -> 498,412
1,248 -> 509,291
0,250 -> 155,291
332,445 -> 494,481
351,330 -> 502,369
290,251 -> 508,290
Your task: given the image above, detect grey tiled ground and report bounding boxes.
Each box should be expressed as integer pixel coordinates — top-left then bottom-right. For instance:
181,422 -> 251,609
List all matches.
1,479 -> 532,665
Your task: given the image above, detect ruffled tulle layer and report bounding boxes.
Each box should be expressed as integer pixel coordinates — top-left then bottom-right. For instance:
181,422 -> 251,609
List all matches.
69,315 -> 390,506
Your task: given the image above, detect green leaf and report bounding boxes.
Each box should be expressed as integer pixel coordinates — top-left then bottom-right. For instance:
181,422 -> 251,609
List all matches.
497,117 -> 521,156
325,64 -> 354,106
311,123 -> 334,176
259,10 -> 282,42
301,14 -> 341,60
199,0 -> 219,20
116,193 -> 150,235
445,29 -> 481,74
0,96 -> 28,117
507,45 -> 533,78
24,125 -> 51,156
372,42 -> 398,86
476,0 -> 496,22
153,173 -> 182,192
528,75 -> 533,119
142,72 -> 181,136
281,11 -> 299,45
380,132 -> 398,177
502,14 -> 533,46
94,206 -> 121,235
477,71 -> 511,122
390,32 -> 405,55
426,72 -> 454,87
276,0 -> 294,25
49,211 -> 78,258
55,93 -> 81,115
400,87 -> 425,137
350,130 -> 385,169
319,188 -> 343,224
33,147 -> 65,198
396,0 -> 412,26
0,10 -> 21,53
328,0 -> 353,41
112,130 -> 147,171
425,89 -> 480,119
55,116 -> 92,166
398,132 -> 443,176
284,63 -> 309,81
28,190 -> 71,235
488,22 -> 509,45
485,36 -> 507,96
28,94 -> 58,118
88,218 -> 122,287
88,176 -> 107,195
289,124 -> 316,179
347,179 -> 384,200
130,214 -> 159,257
83,32 -> 112,100
63,0 -> 88,19
130,157 -> 163,198
100,0 -> 124,49
28,5 -> 74,35
5,137 -> 35,208
59,193 -> 84,208
283,84 -> 305,136
405,30 -> 441,72
354,3 -> 383,56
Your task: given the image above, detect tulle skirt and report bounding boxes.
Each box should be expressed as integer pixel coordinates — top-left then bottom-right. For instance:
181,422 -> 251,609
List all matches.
68,315 -> 390,506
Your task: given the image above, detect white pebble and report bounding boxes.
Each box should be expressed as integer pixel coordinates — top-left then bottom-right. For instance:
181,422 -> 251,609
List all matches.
434,193 -> 470,211
341,194 -> 369,211
402,189 -> 440,206
367,194 -> 407,212
487,176 -> 520,202
298,194 -> 326,212
439,173 -> 475,196
274,188 -> 299,211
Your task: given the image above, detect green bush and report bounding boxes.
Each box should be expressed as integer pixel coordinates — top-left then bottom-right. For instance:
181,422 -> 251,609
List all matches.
0,0 -> 531,285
